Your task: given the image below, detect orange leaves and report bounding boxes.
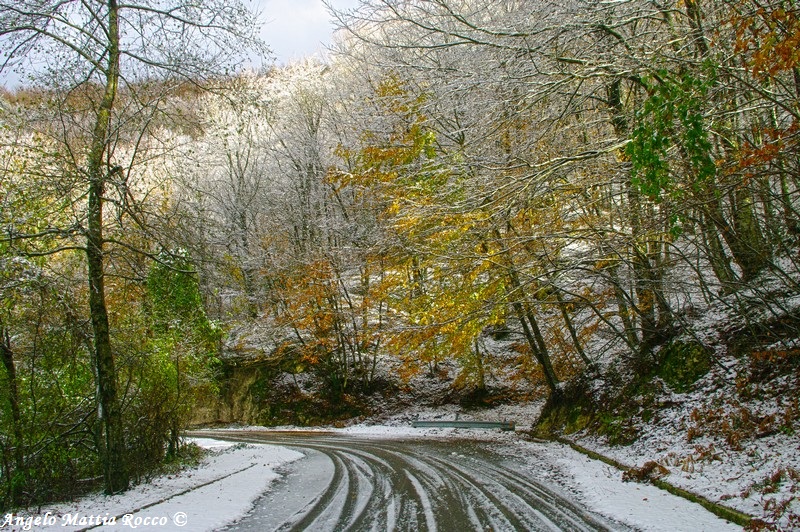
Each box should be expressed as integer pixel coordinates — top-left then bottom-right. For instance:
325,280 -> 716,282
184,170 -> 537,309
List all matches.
268,254 -> 389,393
277,261 -> 343,337
722,121 -> 800,177
730,2 -> 800,79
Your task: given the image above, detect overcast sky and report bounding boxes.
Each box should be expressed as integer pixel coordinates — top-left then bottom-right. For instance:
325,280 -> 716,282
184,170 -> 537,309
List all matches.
257,0 -> 361,65
0,0 -> 360,88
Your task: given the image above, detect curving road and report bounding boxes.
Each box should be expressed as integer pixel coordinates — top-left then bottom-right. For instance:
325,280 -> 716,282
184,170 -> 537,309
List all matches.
192,430 -> 628,532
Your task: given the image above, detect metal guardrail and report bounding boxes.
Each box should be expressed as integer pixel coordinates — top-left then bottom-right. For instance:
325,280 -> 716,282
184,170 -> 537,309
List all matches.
411,420 -> 516,431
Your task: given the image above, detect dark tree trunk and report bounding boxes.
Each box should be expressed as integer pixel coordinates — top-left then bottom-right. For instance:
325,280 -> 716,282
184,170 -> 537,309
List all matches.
85,0 -> 128,495
511,300 -> 560,395
506,268 -> 560,395
0,326 -> 24,477
491,227 -> 560,396
553,285 -> 592,368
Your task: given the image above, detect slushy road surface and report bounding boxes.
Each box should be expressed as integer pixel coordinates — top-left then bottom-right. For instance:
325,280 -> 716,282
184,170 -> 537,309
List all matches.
192,430 -> 628,531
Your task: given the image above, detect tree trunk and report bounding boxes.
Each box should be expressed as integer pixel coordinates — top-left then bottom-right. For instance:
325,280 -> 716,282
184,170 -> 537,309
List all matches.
473,340 -> 486,392
684,0 -> 709,57
491,227 -> 560,395
85,0 -> 128,495
606,77 -> 667,350
607,261 -> 640,349
702,186 -> 768,281
505,268 -> 560,395
700,210 -> 738,288
552,284 -> 593,368
511,300 -> 560,395
625,165 -> 662,350
0,327 -> 24,478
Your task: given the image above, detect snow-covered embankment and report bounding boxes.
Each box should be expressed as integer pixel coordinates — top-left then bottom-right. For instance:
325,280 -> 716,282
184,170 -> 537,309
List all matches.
4,439 -> 302,531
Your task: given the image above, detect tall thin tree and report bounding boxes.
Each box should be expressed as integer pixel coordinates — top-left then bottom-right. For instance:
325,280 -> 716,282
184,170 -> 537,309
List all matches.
0,0 -> 267,494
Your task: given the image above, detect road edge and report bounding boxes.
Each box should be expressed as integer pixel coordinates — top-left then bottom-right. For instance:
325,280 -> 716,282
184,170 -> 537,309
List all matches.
550,436 -> 754,528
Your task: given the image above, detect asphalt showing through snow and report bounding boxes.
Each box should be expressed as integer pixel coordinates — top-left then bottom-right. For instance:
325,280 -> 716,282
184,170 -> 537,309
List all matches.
192,430 -> 629,531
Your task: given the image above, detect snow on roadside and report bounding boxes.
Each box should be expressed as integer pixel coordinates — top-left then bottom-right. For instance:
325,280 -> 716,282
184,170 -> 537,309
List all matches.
225,419 -> 743,531
501,439 -> 742,532
3,439 -> 302,532
364,424 -> 743,530
333,396 -> 749,530
568,393 -> 800,526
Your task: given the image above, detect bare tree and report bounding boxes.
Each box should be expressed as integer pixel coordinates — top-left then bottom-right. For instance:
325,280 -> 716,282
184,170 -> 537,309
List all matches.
0,0 -> 266,494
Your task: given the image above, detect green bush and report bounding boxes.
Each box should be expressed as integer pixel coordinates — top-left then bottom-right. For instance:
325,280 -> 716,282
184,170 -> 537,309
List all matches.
657,341 -> 713,392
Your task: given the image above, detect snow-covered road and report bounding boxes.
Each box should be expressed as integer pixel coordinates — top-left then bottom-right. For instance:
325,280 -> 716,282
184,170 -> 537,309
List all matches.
197,430 -> 629,531
12,429 -> 744,531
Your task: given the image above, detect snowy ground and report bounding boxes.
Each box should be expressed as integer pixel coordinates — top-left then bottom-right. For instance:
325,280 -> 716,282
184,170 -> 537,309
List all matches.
332,392 -> 797,529
339,419 -> 747,531
216,416 -> 742,531
507,438 -> 743,532
568,386 -> 800,529
5,395 -> 793,531
2,440 -> 302,532
1,413 -> 765,531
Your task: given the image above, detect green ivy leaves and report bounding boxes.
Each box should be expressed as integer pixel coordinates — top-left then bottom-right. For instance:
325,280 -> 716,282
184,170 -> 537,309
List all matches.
626,66 -> 717,203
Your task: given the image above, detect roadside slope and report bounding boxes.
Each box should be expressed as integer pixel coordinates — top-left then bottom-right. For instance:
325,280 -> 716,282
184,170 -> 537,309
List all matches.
6,440 -> 302,532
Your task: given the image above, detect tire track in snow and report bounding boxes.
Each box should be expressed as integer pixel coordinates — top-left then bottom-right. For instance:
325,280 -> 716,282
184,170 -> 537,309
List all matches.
424,452 -> 599,531
203,431 -> 626,531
